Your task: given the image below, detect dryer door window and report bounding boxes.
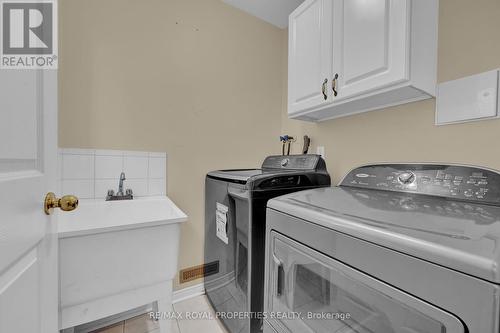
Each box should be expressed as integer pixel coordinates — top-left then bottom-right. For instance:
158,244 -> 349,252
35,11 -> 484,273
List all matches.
266,231 -> 465,333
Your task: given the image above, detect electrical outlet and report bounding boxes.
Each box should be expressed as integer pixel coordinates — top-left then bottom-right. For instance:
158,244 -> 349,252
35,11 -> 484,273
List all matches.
317,146 -> 325,158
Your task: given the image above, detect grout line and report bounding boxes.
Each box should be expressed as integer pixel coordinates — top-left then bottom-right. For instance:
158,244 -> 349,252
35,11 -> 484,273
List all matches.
146,155 -> 150,196
121,152 -> 124,173
93,151 -> 96,199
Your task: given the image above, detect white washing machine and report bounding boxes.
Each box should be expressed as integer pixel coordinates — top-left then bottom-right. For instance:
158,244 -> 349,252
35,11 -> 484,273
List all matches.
264,163 -> 500,333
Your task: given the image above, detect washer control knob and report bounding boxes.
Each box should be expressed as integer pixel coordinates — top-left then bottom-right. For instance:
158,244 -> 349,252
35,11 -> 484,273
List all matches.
398,172 -> 416,185
280,158 -> 289,167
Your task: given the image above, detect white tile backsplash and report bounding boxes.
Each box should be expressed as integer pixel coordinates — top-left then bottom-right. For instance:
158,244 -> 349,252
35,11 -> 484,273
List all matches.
123,150 -> 149,157
126,179 -> 149,196
95,149 -> 123,156
95,155 -> 123,179
62,154 -> 94,180
62,179 -> 94,199
94,179 -> 117,199
149,157 -> 166,179
59,148 -> 167,199
148,178 -> 166,196
123,156 -> 149,179
149,151 -> 167,158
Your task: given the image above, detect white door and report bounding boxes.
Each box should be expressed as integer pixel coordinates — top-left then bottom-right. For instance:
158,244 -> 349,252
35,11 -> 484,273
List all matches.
332,0 -> 410,101
288,0 -> 334,115
0,68 -> 60,332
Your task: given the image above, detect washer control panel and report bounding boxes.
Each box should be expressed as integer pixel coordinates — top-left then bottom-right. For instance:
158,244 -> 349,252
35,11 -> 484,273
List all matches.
340,164 -> 500,205
262,154 -> 325,171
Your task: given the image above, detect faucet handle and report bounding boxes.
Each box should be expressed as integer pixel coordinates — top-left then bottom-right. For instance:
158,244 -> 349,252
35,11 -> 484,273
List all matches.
107,189 -> 115,197
126,189 -> 133,196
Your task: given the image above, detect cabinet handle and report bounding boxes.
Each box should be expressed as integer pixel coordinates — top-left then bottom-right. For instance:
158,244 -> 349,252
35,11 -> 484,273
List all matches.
332,73 -> 339,97
321,78 -> 328,100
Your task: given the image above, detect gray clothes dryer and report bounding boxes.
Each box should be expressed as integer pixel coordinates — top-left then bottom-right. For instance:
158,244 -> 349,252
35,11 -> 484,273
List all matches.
264,163 -> 500,333
204,155 -> 330,333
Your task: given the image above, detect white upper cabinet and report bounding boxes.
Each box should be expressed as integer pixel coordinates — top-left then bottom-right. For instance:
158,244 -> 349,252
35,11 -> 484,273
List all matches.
288,0 -> 333,114
333,0 -> 409,100
288,0 -> 439,122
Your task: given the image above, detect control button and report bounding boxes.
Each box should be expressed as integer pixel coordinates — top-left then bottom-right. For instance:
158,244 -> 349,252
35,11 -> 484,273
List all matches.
464,189 -> 473,198
476,188 -> 487,199
478,180 -> 488,185
453,180 -> 462,185
450,188 -> 459,196
444,174 -> 453,180
356,173 -> 370,178
280,158 -> 289,167
420,176 -> 431,183
398,172 -> 416,185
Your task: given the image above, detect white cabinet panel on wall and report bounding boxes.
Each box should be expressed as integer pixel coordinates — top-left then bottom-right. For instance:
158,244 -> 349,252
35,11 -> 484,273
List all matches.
333,0 -> 409,100
288,0 -> 439,122
288,0 -> 333,114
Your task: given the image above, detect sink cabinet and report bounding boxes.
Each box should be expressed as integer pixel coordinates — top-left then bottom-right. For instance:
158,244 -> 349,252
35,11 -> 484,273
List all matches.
288,0 -> 438,121
58,197 -> 187,333
60,224 -> 180,332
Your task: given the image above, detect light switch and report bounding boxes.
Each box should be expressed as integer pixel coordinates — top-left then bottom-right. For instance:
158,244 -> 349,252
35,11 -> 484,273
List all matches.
436,69 -> 499,125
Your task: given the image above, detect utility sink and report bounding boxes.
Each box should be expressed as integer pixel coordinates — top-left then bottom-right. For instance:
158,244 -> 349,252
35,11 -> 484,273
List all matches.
58,196 -> 187,333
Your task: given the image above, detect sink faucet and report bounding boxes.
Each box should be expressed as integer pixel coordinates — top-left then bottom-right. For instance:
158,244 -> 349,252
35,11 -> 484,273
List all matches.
118,172 -> 126,195
106,172 -> 133,201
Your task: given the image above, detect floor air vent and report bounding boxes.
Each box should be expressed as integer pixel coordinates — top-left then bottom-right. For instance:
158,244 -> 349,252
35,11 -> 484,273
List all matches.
179,261 -> 219,284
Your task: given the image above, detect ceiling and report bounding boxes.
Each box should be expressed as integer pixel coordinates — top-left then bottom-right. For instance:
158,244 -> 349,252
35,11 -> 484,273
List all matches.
222,0 -> 305,29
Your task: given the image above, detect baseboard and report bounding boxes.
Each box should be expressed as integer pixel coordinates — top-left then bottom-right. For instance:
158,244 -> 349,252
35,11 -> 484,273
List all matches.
172,282 -> 205,304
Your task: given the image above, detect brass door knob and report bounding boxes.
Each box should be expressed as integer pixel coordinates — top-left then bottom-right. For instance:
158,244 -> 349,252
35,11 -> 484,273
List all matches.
44,192 -> 79,215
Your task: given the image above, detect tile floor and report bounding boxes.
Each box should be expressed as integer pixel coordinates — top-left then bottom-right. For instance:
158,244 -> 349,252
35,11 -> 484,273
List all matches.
91,295 -> 227,333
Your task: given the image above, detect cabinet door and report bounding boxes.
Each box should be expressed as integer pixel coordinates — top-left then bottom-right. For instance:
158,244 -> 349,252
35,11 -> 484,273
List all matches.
332,0 -> 410,101
288,0 -> 333,115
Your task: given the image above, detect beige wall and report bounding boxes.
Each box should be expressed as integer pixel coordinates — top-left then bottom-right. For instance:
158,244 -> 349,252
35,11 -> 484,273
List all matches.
281,0 -> 500,184
59,0 -> 284,289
